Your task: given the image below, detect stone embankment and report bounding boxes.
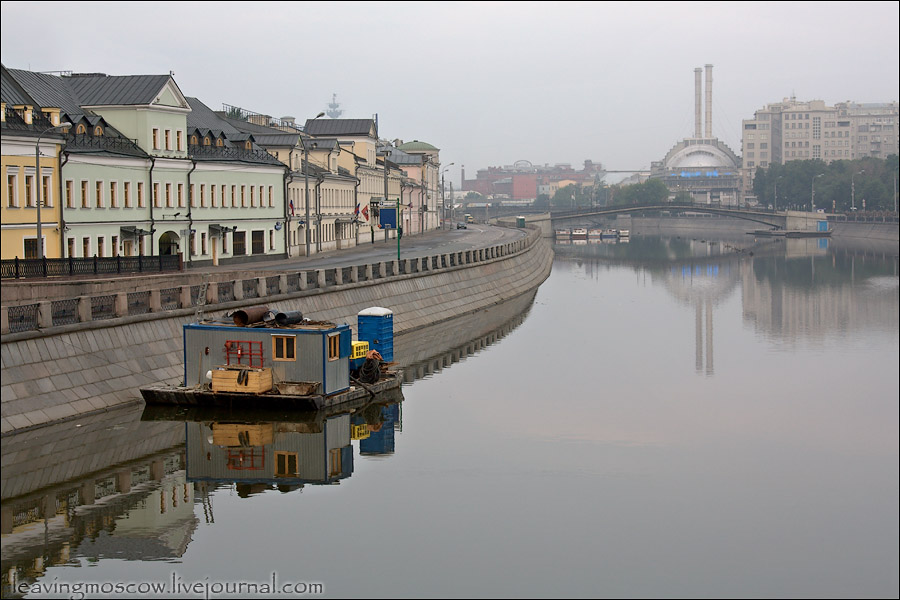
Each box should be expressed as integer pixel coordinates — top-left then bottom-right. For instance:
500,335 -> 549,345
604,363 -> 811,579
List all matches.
1,225 -> 553,434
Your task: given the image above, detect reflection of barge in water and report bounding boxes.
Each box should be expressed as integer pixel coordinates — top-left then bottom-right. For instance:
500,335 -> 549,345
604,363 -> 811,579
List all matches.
140,306 -> 401,411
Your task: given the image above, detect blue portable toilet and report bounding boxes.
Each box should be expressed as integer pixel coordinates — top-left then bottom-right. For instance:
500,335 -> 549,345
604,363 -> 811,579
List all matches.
357,307 -> 394,362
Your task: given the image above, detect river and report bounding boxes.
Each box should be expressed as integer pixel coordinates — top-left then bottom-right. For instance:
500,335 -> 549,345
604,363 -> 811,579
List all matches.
2,232 -> 898,598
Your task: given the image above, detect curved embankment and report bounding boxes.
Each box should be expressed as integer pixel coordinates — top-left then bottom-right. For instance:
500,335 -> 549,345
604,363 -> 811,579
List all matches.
1,229 -> 554,434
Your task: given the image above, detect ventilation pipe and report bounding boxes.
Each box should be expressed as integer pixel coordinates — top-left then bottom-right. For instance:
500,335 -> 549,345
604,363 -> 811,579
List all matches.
705,64 -> 713,139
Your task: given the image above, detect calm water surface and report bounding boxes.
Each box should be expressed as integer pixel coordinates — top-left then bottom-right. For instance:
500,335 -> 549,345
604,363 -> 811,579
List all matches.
3,234 -> 898,598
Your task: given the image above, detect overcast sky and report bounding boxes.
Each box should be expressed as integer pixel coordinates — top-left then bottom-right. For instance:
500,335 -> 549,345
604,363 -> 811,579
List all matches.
2,1 -> 898,185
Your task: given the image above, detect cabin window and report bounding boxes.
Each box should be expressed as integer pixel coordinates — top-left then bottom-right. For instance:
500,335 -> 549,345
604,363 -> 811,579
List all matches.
275,452 -> 298,477
272,335 -> 296,361
329,448 -> 342,477
327,334 -> 340,361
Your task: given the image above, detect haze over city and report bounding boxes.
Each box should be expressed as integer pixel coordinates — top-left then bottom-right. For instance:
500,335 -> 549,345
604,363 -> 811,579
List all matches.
2,0 -> 898,184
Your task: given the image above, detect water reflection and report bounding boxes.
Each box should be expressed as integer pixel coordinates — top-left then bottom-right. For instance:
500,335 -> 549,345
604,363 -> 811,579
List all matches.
0,286 -> 542,597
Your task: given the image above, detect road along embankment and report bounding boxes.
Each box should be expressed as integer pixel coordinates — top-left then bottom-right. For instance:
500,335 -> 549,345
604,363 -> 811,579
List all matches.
1,226 -> 553,434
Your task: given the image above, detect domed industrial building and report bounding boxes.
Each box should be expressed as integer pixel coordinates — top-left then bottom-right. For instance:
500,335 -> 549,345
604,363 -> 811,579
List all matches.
650,65 -> 742,206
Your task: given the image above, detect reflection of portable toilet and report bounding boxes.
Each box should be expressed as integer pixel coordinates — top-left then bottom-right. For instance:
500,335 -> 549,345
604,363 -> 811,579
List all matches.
358,307 -> 394,362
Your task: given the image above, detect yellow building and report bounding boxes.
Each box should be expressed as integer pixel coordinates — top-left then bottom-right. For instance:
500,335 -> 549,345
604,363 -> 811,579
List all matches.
1,68 -> 68,259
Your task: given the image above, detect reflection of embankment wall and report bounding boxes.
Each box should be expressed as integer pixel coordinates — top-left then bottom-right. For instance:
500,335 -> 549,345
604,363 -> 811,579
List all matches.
632,216 -> 898,242
1,232 -> 553,434
395,288 -> 538,382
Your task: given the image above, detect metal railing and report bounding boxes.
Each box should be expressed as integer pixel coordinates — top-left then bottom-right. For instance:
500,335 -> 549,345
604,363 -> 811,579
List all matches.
1,255 -> 182,280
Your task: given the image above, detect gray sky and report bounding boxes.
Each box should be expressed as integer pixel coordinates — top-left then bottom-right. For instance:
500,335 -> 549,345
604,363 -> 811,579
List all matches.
2,1 -> 898,186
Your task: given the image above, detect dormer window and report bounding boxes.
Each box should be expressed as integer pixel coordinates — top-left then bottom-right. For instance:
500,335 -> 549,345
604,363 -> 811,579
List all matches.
191,135 -> 198,145
76,124 -> 87,135
244,141 -> 252,150
203,136 -> 211,146
216,138 -> 224,147
94,126 -> 103,136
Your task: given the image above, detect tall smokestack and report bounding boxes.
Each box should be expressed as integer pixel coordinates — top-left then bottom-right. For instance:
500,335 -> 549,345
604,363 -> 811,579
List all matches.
694,68 -> 702,138
705,64 -> 713,138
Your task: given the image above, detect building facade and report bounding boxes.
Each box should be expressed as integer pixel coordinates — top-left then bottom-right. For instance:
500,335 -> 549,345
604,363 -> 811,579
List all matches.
740,98 -> 899,200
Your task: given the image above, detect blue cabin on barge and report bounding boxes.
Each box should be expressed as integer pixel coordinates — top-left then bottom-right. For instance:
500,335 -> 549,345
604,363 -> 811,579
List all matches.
184,319 -> 352,395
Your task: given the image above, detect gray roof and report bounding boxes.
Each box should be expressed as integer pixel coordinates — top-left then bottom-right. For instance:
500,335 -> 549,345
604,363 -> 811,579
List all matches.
7,67 -> 85,116
386,148 -> 423,165
1,64 -> 38,106
186,97 -> 243,134
65,73 -> 173,106
305,118 -> 376,137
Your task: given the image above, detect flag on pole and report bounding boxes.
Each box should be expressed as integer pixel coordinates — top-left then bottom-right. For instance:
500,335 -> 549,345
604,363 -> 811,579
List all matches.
289,198 -> 295,216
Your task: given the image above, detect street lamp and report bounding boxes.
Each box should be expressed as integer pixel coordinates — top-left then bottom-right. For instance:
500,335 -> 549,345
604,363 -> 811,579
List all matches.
811,173 -> 824,212
851,169 -> 864,211
35,121 -> 72,260
303,112 -> 325,256
774,176 -> 783,212
442,162 -> 455,230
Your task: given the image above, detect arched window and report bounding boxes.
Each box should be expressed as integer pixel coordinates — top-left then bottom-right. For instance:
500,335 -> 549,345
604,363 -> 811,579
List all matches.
75,124 -> 87,135
94,126 -> 103,136
244,141 -> 252,150
191,135 -> 198,145
216,138 -> 224,147
203,136 -> 211,146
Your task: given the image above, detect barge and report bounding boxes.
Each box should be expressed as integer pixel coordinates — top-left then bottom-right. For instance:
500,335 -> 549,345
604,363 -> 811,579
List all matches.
140,306 -> 401,410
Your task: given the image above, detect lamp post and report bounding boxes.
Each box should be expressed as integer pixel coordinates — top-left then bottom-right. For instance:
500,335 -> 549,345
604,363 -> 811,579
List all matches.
441,163 -> 454,230
35,121 -> 72,259
851,169 -> 864,211
774,176 -> 783,212
303,112 -> 325,256
811,173 -> 824,212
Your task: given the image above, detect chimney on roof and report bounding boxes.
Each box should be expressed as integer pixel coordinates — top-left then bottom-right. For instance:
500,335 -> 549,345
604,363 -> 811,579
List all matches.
694,67 -> 702,138
705,64 -> 713,138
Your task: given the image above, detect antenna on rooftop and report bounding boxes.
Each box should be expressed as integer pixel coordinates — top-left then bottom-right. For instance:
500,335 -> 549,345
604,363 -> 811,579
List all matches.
326,93 -> 343,119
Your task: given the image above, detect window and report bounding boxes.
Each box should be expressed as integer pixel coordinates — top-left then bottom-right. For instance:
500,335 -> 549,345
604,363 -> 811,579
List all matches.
96,181 -> 104,208
24,238 -> 38,259
98,236 -> 105,258
138,182 -> 145,208
153,182 -> 160,208
76,123 -> 87,135
268,186 -> 274,207
94,125 -> 103,136
275,452 -> 298,477
81,181 -> 89,208
82,237 -> 90,257
233,231 -> 245,255
6,173 -> 16,207
251,230 -> 264,254
269,230 -> 275,250
204,136 -> 211,146
165,183 -> 172,208
199,184 -> 205,207
201,232 -> 207,254
110,182 -> 118,208
25,174 -> 34,207
67,238 -> 75,258
191,135 -> 198,145
178,183 -> 184,208
211,185 -> 217,207
231,185 -> 237,207
124,181 -> 131,208
165,129 -> 172,150
327,333 -> 340,361
112,235 -> 119,257
250,186 -> 256,207
152,128 -> 160,150
241,185 -> 246,208
176,130 -> 183,151
66,180 -> 74,208
272,335 -> 296,361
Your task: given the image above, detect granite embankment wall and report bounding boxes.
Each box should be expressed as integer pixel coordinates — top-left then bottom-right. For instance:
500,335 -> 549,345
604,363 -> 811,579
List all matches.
1,227 -> 553,434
